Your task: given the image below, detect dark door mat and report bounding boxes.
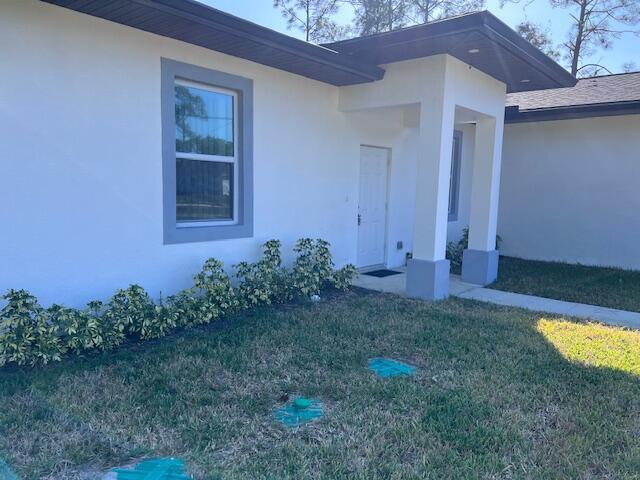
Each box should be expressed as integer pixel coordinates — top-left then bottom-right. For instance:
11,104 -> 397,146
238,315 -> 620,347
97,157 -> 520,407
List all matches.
363,269 -> 402,278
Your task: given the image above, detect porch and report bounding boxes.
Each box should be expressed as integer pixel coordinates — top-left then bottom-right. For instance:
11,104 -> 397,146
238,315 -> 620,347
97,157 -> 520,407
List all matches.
342,54 -> 506,300
353,267 -> 475,297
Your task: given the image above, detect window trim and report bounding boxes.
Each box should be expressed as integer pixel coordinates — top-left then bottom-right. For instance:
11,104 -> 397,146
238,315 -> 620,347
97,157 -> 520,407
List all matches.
162,58 -> 253,244
448,130 -> 463,222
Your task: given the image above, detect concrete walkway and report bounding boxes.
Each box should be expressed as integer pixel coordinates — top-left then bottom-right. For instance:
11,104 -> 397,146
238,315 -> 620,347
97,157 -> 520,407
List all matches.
354,268 -> 640,330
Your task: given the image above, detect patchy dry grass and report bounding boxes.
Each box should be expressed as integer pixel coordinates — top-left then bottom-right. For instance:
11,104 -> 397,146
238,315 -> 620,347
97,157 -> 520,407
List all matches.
492,256 -> 640,312
1,292 -> 640,479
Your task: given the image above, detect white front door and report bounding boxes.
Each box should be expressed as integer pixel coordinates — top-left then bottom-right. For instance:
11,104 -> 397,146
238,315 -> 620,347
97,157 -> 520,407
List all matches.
357,146 -> 389,268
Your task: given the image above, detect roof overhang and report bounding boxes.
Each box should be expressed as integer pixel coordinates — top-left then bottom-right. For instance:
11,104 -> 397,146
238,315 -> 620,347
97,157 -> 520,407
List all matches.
40,0 -> 385,86
324,11 -> 577,93
41,2 -> 575,93
505,100 -> 640,123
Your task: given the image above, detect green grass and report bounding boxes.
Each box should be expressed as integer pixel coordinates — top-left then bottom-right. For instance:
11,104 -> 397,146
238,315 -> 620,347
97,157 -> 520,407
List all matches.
491,256 -> 640,313
2,292 -> 640,479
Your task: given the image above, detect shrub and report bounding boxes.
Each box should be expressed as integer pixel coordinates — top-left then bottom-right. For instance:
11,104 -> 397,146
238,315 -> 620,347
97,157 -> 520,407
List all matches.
235,240 -> 290,307
87,300 -> 123,350
0,290 -> 64,366
165,289 -> 201,328
146,294 -> 179,339
446,227 -> 502,268
0,238 -> 358,368
192,259 -> 238,324
446,241 -> 465,269
104,285 -> 156,341
292,238 -> 337,297
330,264 -> 358,291
49,304 -> 103,354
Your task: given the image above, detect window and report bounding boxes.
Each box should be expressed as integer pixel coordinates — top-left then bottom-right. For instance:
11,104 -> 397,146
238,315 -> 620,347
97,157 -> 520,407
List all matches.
162,59 -> 253,244
175,80 -> 236,225
448,130 -> 462,222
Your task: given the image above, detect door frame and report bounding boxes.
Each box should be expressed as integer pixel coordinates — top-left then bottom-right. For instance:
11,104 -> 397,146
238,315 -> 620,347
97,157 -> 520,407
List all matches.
357,144 -> 391,269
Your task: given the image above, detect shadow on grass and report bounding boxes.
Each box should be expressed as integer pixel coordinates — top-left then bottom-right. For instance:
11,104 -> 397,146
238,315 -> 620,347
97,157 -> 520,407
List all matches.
1,291 -> 639,479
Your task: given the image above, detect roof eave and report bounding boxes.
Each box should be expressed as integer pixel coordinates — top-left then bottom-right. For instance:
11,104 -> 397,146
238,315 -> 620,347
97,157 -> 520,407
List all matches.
478,12 -> 576,89
41,0 -> 385,85
325,11 -> 577,92
135,0 -> 385,81
505,100 -> 640,123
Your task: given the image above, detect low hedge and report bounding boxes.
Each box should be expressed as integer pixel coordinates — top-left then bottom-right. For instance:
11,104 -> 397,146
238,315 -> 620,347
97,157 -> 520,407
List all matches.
0,238 -> 357,367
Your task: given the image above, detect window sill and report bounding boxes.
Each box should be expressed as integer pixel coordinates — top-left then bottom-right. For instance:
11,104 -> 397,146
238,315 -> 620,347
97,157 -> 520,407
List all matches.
164,221 -> 253,244
177,220 -> 237,228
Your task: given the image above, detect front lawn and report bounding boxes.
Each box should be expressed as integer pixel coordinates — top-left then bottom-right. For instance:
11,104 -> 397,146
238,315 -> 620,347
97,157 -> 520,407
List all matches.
1,292 -> 640,479
492,256 -> 640,313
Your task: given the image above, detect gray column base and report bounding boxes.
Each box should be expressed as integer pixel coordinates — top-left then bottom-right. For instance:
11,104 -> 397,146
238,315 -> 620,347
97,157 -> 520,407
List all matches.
406,258 -> 450,301
461,249 -> 499,285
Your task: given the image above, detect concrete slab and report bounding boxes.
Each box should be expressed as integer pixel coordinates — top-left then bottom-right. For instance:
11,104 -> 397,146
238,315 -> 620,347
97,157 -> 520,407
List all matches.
448,275 -> 478,296
353,269 -> 640,330
457,286 -> 640,330
353,268 -> 407,296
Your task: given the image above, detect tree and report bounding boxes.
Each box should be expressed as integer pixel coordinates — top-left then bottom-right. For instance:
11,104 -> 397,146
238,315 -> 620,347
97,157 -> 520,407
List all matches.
622,61 -> 637,72
349,0 -> 485,36
509,0 -> 640,76
515,20 -> 561,60
349,0 -> 412,35
408,0 -> 485,23
551,0 -> 640,77
273,0 -> 346,42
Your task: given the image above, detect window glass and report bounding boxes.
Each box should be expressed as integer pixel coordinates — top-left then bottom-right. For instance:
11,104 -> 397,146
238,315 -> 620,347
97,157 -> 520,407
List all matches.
448,133 -> 462,220
175,84 -> 234,156
176,159 -> 233,222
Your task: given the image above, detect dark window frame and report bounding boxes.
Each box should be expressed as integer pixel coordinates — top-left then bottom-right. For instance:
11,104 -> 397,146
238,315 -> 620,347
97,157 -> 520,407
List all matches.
448,130 -> 463,222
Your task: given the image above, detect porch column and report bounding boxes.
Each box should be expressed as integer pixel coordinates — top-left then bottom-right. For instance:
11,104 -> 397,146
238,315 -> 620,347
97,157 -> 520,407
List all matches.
462,116 -> 504,285
406,97 -> 455,300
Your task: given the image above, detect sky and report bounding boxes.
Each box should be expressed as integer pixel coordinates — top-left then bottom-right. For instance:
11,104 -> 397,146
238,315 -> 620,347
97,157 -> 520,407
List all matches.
198,0 -> 639,75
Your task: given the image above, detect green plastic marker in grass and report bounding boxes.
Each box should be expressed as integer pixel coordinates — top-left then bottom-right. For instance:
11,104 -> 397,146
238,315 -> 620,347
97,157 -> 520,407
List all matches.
293,397 -> 312,409
112,458 -> 191,479
0,457 -> 20,480
275,397 -> 323,428
368,357 -> 417,378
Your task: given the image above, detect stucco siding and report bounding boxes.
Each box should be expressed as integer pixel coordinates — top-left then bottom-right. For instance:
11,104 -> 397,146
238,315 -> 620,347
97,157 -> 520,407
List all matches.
1,1 -> 511,306
499,115 -> 640,270
0,0 -> 412,305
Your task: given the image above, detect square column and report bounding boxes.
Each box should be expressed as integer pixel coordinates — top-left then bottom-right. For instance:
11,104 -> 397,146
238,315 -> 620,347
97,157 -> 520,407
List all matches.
462,116 -> 504,285
406,96 -> 455,300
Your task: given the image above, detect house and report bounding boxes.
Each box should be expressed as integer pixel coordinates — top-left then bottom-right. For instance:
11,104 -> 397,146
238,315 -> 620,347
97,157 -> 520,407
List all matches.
0,0 -> 636,307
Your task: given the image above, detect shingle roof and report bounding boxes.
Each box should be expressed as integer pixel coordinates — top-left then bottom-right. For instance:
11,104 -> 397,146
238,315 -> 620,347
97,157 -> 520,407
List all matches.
506,71 -> 640,110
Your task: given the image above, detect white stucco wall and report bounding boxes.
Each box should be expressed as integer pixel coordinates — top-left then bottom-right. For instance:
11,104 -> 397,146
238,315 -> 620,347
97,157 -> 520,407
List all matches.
0,0 -> 414,306
499,115 -> 640,270
0,0 -> 509,306
339,55 -> 506,260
